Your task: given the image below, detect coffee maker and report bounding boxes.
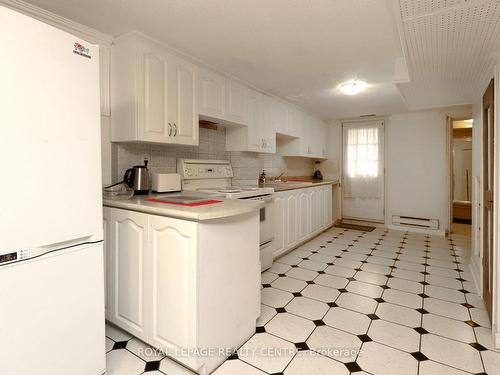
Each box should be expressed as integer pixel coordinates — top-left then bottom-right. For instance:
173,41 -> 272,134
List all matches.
313,161 -> 323,180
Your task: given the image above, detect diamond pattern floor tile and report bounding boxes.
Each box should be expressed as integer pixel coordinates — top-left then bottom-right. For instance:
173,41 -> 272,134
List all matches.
105,227 -> 493,375
284,351 -> 349,375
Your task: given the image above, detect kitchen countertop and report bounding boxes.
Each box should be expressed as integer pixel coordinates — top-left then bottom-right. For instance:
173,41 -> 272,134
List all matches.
103,191 -> 264,222
260,177 -> 340,192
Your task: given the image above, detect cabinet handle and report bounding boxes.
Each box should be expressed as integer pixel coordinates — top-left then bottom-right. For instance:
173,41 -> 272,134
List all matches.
168,123 -> 172,137
173,123 -> 178,136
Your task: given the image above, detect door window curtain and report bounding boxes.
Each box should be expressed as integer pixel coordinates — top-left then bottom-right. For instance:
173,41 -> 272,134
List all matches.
343,125 -> 382,199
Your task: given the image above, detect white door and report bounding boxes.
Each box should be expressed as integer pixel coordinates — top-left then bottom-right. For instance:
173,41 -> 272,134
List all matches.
342,121 -> 385,221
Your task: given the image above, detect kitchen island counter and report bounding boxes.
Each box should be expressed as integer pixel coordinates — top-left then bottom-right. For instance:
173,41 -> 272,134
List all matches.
103,190 -> 263,222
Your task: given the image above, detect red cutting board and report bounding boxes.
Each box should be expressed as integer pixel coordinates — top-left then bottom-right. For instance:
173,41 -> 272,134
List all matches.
145,198 -> 223,207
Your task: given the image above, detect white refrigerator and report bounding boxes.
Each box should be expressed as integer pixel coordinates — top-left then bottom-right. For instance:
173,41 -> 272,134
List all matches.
0,6 -> 106,375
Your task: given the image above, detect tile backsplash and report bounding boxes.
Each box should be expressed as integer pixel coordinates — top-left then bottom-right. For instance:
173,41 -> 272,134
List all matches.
112,126 -> 315,185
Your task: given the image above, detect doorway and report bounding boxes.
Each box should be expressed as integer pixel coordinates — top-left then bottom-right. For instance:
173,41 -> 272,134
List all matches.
451,119 -> 473,236
342,120 -> 385,222
482,79 -> 494,318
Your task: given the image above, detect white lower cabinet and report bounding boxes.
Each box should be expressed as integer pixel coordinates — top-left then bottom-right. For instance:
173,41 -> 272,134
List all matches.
148,215 -> 197,352
273,185 -> 333,259
273,194 -> 287,257
286,191 -> 299,249
298,190 -> 310,241
106,208 -> 148,338
309,188 -> 320,234
103,207 -> 260,374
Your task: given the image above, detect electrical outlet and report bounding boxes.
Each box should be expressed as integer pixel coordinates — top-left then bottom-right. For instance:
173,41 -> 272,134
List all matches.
142,153 -> 150,163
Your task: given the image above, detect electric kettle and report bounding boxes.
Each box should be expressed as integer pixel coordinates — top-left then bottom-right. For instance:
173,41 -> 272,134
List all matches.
124,160 -> 150,195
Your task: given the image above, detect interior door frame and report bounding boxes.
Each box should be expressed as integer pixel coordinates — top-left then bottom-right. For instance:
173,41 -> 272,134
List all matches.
447,116 -> 474,234
482,78 -> 495,318
340,118 -> 387,223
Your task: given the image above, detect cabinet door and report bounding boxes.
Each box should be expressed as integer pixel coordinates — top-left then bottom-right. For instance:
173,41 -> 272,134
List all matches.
286,106 -> 300,137
139,51 -> 171,143
326,185 -> 333,225
111,209 -> 148,337
261,96 -> 277,153
148,216 -> 198,351
298,191 -> 310,240
301,113 -> 315,156
286,193 -> 298,248
225,79 -> 246,124
169,56 -> 198,145
273,194 -> 287,258
245,89 -> 264,151
275,100 -> 288,135
198,69 -> 225,119
319,187 -> 327,230
310,189 -> 320,234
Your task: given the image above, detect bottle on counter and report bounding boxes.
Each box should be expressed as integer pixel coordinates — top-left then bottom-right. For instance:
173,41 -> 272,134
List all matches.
259,170 -> 267,184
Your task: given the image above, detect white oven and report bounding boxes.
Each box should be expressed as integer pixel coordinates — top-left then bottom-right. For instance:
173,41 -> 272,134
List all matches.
241,194 -> 275,271
177,159 -> 276,271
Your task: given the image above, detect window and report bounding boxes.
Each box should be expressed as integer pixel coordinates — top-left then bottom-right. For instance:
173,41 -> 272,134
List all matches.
346,127 -> 379,178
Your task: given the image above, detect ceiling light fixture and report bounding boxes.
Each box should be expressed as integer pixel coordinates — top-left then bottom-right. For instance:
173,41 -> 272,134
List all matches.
338,80 -> 368,95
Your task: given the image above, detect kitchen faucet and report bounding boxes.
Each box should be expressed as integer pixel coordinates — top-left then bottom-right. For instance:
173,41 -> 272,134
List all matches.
274,171 -> 286,182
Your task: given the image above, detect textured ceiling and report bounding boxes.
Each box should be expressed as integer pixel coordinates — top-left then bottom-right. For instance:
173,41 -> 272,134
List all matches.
17,0 -> 409,119
10,0 -> 500,118
396,0 -> 500,109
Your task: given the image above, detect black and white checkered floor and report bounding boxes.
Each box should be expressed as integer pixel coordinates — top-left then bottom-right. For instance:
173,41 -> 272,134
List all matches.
105,227 -> 500,374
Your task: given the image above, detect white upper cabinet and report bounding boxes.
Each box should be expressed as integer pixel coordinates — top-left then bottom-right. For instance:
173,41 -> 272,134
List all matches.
111,33 -> 198,145
261,95 -> 278,153
226,88 -> 276,153
110,33 -> 329,157
280,109 -> 328,159
286,106 -> 301,138
170,55 -> 199,145
198,72 -> 246,126
245,88 -> 264,152
198,69 -> 225,120
225,79 -> 246,124
265,96 -> 287,136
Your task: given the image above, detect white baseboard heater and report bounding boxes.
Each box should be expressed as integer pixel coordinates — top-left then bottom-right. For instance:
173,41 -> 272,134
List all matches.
392,215 -> 439,230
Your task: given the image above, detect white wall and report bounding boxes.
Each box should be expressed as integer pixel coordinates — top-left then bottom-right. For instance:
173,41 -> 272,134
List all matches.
386,112 -> 449,234
324,121 -> 342,222
326,112 -> 449,234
